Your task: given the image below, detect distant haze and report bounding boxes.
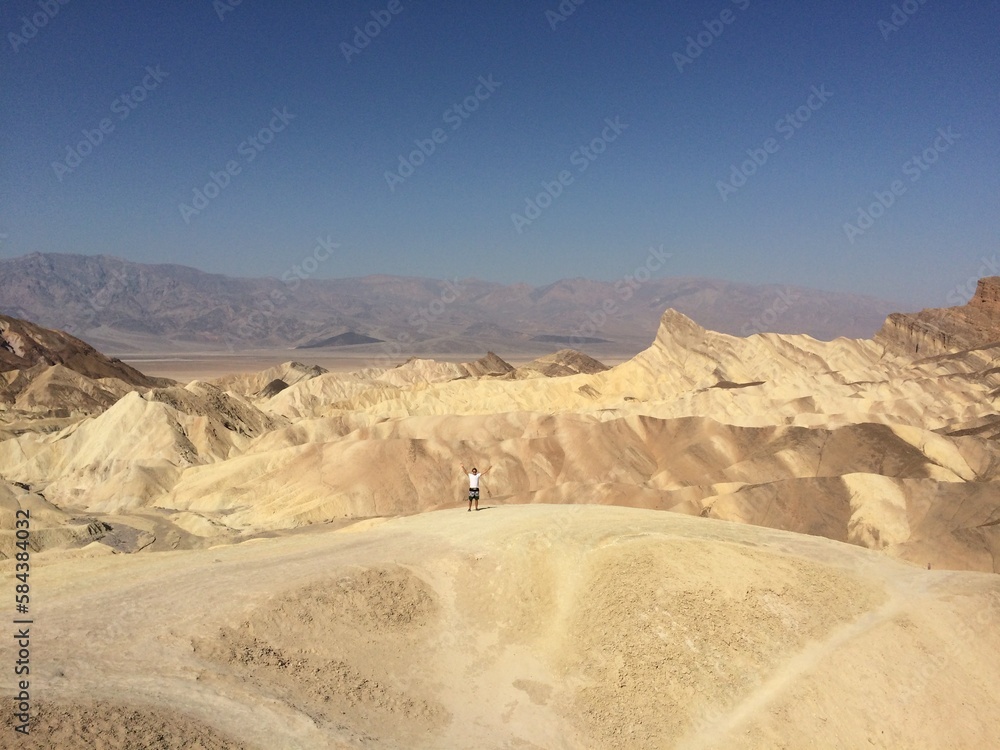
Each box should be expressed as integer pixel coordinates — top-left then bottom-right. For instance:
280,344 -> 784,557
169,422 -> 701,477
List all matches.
0,253 -> 897,355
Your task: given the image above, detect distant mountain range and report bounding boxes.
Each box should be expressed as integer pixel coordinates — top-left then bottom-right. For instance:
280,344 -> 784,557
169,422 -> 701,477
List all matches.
0,253 -> 898,354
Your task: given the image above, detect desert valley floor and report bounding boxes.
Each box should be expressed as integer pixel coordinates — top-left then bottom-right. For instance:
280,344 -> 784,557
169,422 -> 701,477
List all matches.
2,290 -> 1000,748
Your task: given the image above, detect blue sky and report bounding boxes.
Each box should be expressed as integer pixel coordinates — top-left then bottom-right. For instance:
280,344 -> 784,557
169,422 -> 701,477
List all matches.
2,0 -> 998,308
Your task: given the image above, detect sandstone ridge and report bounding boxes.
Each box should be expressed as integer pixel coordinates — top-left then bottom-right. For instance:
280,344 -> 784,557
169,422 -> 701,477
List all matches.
875,276 -> 1000,358
2,302 -> 999,573
1,314 -> 169,417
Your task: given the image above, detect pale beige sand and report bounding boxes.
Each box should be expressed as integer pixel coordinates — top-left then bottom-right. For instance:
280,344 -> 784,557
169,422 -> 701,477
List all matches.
119,351 -> 409,382
4,505 -> 999,749
2,310 -> 998,573
0,700 -> 246,749
4,306 -> 998,747
5,406 -> 997,571
120,349 -> 627,383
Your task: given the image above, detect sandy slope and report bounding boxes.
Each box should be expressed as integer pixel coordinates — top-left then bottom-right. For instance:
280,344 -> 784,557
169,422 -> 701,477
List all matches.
7,407 -> 997,569
258,310 -> 996,432
2,309 -> 997,573
3,299 -> 998,748
3,505 -> 999,749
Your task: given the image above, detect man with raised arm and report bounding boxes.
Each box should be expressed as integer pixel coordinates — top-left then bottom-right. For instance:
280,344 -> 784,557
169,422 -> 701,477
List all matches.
461,463 -> 491,512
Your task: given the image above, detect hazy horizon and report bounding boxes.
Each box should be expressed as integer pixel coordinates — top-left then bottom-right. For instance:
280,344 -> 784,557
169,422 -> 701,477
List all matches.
2,248 -> 921,305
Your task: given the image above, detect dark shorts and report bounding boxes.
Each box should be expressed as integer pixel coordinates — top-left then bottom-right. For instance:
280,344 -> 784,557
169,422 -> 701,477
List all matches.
468,488 -> 479,501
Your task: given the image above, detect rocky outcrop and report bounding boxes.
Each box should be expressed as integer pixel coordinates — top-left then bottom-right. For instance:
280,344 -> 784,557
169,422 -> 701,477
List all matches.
515,349 -> 610,378
0,314 -> 167,414
875,313 -> 956,358
874,277 -> 1000,358
969,275 -> 1000,313
258,379 -> 290,398
1,314 -> 160,385
215,362 -> 327,398
463,351 -> 515,378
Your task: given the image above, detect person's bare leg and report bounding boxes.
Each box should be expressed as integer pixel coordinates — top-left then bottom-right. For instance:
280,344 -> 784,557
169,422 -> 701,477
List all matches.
475,498 -> 479,511
468,499 -> 472,512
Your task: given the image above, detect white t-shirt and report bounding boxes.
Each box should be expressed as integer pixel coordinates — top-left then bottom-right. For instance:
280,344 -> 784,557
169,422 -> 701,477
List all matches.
468,473 -> 480,488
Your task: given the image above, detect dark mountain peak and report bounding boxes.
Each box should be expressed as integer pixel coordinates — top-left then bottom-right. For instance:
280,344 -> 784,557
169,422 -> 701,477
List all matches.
297,331 -> 385,349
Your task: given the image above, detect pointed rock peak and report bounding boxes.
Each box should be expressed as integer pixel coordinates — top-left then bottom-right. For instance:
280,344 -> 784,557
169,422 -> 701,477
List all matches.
516,349 -> 609,378
652,308 -> 711,347
657,307 -> 705,331
465,351 -> 515,377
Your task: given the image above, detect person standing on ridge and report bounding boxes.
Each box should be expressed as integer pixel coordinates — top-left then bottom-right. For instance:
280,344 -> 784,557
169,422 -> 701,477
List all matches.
461,464 -> 491,511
